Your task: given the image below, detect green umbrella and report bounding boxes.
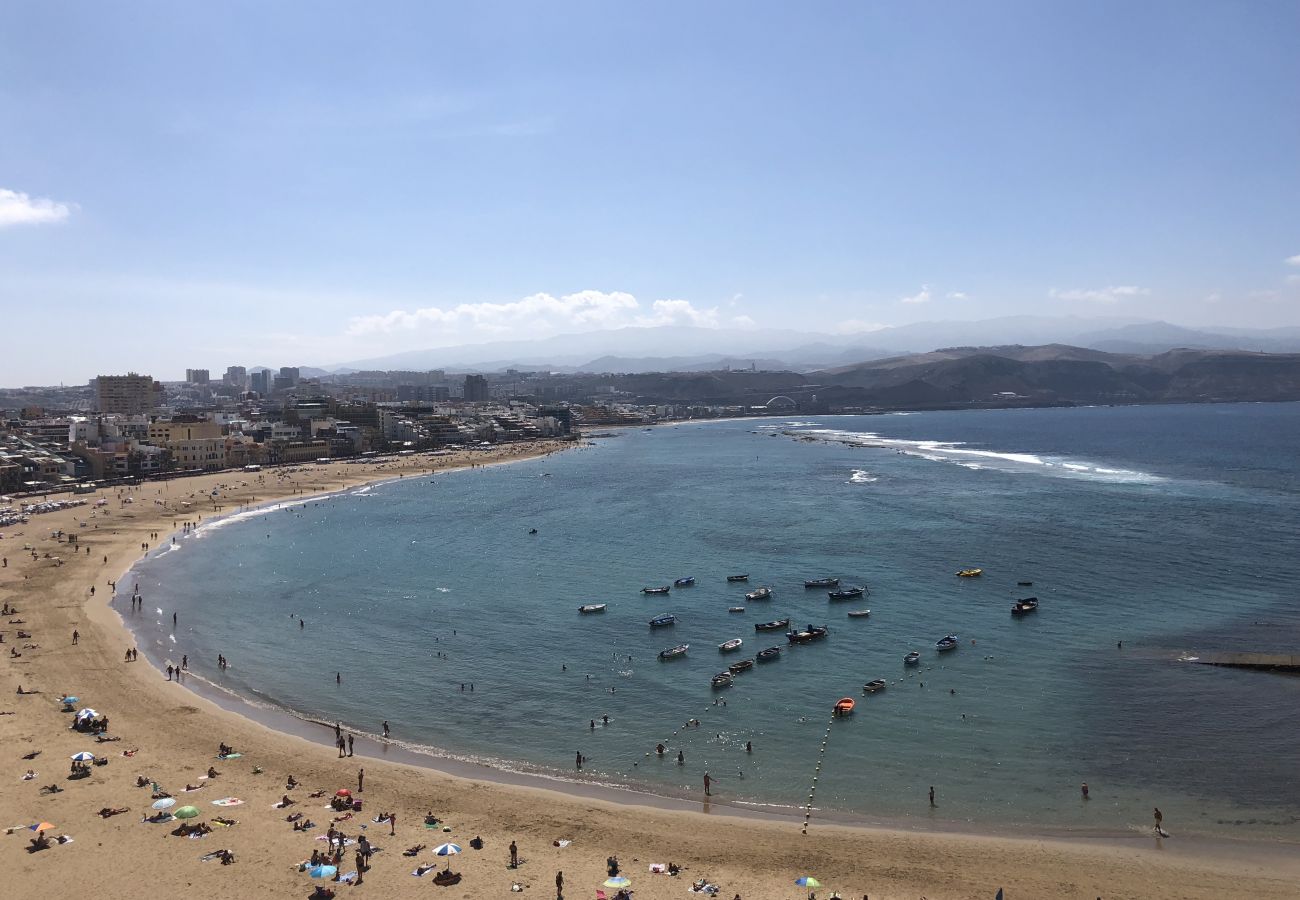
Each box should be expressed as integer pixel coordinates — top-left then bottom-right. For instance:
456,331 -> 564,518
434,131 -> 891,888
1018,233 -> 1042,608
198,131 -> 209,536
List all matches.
795,877 -> 822,888
174,805 -> 201,819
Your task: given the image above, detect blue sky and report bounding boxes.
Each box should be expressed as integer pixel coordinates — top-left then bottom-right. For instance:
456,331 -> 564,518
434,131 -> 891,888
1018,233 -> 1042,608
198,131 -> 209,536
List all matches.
2,1 -> 1298,383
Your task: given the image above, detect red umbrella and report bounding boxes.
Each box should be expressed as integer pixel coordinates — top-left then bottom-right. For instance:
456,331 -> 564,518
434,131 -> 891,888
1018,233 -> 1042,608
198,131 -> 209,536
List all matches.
335,789 -> 351,797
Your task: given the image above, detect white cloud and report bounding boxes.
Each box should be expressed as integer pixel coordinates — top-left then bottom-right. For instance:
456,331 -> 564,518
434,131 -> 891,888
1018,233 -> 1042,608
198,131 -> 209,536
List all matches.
1049,285 -> 1150,304
835,319 -> 888,334
945,291 -> 968,301
1285,254 -> 1300,267
1286,274 -> 1300,286
900,284 -> 932,305
0,188 -> 74,227
347,290 -> 734,339
729,314 -> 757,329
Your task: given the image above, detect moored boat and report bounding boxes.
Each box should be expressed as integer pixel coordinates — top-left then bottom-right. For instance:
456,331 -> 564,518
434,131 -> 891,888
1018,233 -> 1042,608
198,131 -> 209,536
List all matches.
726,574 -> 750,582
674,576 -> 696,587
903,651 -> 921,665
578,604 -> 607,614
728,606 -> 746,613
828,586 -> 865,600
718,638 -> 743,652
658,643 -> 689,660
956,568 -> 983,577
710,672 -> 733,689
728,659 -> 754,675
847,609 -> 871,618
833,697 -> 856,716
935,634 -> 959,651
805,577 -> 839,589
1017,581 -> 1033,586
756,646 -> 782,662
745,586 -> 772,601
755,618 -> 790,631
642,586 -> 670,595
863,679 -> 887,693
648,613 -> 677,627
1011,597 -> 1039,615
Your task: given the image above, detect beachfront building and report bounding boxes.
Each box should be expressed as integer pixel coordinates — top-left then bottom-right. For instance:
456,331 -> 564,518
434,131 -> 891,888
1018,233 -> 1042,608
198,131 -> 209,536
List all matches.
95,373 -> 163,416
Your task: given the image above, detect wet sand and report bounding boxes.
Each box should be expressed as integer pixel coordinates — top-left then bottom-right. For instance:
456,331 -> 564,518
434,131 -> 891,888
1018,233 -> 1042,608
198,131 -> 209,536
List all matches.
3,443 -> 1299,899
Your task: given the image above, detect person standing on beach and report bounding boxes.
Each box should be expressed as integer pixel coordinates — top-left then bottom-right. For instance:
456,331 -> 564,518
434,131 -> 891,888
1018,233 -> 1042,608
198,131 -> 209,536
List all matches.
382,720 -> 390,739
347,734 -> 354,756
337,737 -> 346,758
556,870 -> 564,900
389,811 -> 396,836
703,772 -> 712,796
575,751 -> 583,771
1154,807 -> 1163,833
357,768 -> 364,793
509,840 -> 518,868
72,629 -> 78,645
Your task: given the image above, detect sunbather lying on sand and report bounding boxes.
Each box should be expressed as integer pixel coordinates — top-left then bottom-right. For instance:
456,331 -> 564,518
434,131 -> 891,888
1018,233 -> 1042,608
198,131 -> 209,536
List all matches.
40,784 -> 63,795
403,844 -> 426,856
99,807 -> 130,817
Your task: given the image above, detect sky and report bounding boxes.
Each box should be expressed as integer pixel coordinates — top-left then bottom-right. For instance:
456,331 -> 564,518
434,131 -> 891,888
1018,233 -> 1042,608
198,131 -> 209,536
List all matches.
2,1 -> 1299,384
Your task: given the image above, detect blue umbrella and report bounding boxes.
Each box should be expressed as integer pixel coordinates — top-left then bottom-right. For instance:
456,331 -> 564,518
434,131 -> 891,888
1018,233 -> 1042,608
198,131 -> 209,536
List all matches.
308,865 -> 338,879
70,752 -> 96,762
795,876 -> 822,888
433,842 -> 461,869
604,876 -> 632,888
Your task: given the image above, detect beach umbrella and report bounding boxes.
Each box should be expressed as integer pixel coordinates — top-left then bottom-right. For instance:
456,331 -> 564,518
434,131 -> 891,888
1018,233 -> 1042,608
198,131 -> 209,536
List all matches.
173,806 -> 200,819
334,788 -> 351,797
70,752 -> 96,762
433,842 -> 461,869
308,864 -> 338,879
152,798 -> 177,810
75,708 -> 98,719
795,877 -> 822,888
603,877 -> 632,888
30,822 -> 55,832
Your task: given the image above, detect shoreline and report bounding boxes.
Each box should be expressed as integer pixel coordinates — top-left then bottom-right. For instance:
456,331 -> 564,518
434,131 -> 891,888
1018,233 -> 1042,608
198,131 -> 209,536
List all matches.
5,440 -> 1300,899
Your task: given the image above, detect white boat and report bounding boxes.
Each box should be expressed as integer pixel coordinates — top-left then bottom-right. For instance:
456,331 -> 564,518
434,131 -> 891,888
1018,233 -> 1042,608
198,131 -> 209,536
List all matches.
728,606 -> 746,613
903,651 -> 920,665
846,609 -> 871,618
659,643 -> 689,660
578,604 -> 607,614
718,638 -> 743,652
648,614 -> 677,627
935,634 -> 959,652
710,672 -> 733,689
745,586 -> 772,601
863,679 -> 887,693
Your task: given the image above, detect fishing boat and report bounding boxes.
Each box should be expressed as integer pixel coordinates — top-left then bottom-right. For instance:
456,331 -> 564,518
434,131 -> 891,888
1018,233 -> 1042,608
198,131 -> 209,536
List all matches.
718,638 -> 743,652
674,576 -> 696,587
745,586 -> 772,601
935,634 -> 959,651
578,604 -> 607,614
726,574 -> 750,582
787,629 -> 813,644
903,651 -> 921,665
828,586 -> 865,600
805,577 -> 839,589
710,672 -> 733,689
806,624 -> 829,640
863,679 -> 887,693
728,659 -> 754,675
846,609 -> 871,618
728,606 -> 746,613
642,586 -> 671,595
1011,597 -> 1039,615
833,697 -> 856,716
658,643 -> 689,660
648,614 -> 677,627
755,618 -> 790,631
956,568 -> 983,577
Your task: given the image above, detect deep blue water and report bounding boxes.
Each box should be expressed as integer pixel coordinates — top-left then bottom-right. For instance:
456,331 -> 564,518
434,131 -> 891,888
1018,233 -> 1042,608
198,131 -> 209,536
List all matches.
126,403 -> 1300,839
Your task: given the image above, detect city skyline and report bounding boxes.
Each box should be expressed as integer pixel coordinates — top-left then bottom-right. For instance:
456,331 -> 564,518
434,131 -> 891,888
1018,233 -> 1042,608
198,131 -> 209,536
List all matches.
3,2 -> 1299,384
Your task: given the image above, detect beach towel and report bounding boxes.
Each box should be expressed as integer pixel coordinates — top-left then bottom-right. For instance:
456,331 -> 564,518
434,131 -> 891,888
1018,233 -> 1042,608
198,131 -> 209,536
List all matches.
212,798 -> 244,806
649,863 -> 666,873
412,865 -> 436,877
553,839 -> 572,848
339,872 -> 357,884
215,753 -> 242,760
200,850 -> 227,862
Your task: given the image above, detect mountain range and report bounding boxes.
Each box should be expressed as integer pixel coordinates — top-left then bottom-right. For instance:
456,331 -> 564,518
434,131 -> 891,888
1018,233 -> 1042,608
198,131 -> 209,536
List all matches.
326,317 -> 1300,375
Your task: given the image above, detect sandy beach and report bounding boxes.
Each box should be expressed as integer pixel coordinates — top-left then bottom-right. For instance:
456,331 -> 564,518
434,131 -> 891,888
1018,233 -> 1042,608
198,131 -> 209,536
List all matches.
3,443 -> 1298,900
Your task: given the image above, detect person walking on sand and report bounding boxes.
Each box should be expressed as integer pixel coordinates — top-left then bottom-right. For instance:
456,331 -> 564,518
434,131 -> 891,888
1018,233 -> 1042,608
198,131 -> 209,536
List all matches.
556,870 -> 564,900
703,772 -> 712,796
72,630 -> 78,645
509,840 -> 518,868
389,811 -> 396,836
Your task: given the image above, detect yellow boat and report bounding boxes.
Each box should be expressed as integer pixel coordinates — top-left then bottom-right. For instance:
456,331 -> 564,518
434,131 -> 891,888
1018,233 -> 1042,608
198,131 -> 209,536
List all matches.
956,568 -> 983,577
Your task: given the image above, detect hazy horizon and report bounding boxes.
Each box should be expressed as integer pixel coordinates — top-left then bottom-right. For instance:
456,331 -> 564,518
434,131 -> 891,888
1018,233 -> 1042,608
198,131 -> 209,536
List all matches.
3,2 -> 1298,383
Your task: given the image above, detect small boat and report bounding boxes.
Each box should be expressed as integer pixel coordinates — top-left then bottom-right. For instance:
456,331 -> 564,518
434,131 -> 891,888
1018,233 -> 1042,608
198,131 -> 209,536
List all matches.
846,609 -> 871,618
755,618 -> 790,631
806,624 -> 829,640
728,659 -> 754,675
658,643 -> 689,660
674,576 -> 695,587
718,638 -> 743,652
726,574 -> 750,582
578,604 -> 607,614
1017,581 -> 1033,586
1011,597 -> 1039,615
642,586 -> 670,595
745,586 -> 772,601
756,646 -> 782,662
903,651 -> 921,665
710,672 -> 733,689
805,577 -> 839,589
787,629 -> 813,644
648,614 -> 677,627
956,568 -> 983,577
728,606 -> 746,613
833,697 -> 855,716
935,634 -> 959,651
828,586 -> 865,600
863,679 -> 887,693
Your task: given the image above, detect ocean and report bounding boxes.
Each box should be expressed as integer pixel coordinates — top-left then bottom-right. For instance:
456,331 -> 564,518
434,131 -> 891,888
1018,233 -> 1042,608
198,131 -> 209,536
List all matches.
124,402 -> 1300,840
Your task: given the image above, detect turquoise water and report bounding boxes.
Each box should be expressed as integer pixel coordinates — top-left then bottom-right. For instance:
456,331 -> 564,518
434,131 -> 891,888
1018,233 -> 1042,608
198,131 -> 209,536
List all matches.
126,403 -> 1300,840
